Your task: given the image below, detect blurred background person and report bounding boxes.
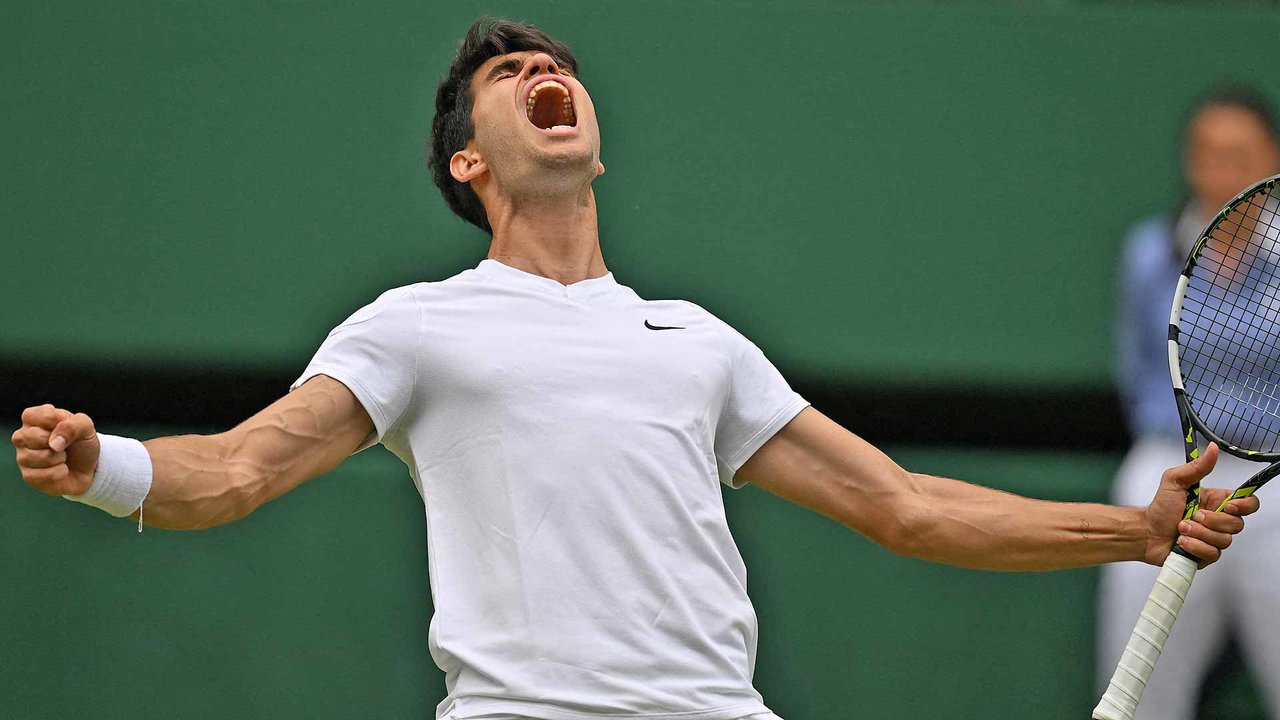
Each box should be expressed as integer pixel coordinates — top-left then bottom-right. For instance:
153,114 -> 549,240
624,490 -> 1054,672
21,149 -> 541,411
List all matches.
1100,85 -> 1280,720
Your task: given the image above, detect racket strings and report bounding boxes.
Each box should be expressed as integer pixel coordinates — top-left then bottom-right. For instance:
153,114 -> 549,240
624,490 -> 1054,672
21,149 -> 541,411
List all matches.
1180,187 -> 1280,452
1198,198 -> 1280,300
1183,241 -> 1280,433
1182,191 -> 1280,447
1183,283 -> 1280,385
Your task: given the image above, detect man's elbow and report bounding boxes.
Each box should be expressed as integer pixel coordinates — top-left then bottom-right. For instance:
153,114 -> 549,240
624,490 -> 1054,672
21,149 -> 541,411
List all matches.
862,496 -> 938,560
833,468 -> 934,558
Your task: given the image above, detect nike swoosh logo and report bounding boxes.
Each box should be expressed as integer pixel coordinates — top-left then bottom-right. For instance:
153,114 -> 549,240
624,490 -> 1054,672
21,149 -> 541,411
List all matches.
645,320 -> 685,331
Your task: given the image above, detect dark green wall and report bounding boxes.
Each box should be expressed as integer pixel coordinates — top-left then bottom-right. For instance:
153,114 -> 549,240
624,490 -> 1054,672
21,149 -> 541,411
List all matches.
5,443 -> 1265,717
3,441 -> 1265,718
5,1 -> 1280,385
4,2 -> 1277,719
0,436 -> 1123,720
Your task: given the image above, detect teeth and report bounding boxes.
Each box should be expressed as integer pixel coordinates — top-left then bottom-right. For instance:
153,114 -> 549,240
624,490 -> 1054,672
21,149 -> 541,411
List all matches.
526,80 -> 568,110
528,79 -> 567,99
525,78 -> 577,128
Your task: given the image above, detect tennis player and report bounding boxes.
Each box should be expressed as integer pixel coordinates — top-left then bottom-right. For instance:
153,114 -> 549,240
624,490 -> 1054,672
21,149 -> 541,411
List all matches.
11,18 -> 1261,720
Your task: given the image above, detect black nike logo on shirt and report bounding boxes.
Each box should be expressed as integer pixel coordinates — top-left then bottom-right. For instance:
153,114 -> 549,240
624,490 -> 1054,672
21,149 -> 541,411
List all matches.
645,320 -> 685,331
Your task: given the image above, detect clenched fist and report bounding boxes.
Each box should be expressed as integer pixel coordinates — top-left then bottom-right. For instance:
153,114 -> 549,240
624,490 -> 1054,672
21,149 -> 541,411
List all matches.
11,404 -> 100,496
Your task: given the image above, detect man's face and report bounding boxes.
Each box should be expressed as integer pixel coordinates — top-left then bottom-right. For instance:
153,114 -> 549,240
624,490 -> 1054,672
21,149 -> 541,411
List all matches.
459,50 -> 603,193
1185,105 -> 1280,212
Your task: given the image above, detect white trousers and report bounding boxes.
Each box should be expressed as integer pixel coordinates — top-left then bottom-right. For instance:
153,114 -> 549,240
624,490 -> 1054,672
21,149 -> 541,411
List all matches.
1098,436 -> 1280,719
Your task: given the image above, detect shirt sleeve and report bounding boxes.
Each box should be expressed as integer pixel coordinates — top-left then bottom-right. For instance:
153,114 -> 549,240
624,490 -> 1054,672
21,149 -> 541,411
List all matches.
710,318 -> 810,489
290,286 -> 421,453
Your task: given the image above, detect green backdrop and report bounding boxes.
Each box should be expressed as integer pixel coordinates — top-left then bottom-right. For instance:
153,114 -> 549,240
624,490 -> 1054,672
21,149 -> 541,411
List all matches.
0,440 -> 1265,719
5,1 -> 1280,385
0,438 -> 1121,719
4,1 -> 1278,719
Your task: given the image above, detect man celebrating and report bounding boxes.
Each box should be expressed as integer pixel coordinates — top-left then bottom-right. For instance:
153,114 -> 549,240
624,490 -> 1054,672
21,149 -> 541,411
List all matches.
11,18 -> 1260,720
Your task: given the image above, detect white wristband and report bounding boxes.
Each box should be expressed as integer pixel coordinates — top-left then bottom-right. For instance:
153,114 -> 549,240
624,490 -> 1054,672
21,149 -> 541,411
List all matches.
63,434 -> 153,525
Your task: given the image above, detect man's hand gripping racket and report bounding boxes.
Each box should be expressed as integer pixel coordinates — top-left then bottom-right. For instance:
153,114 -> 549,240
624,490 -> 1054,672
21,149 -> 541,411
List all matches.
1093,176 -> 1280,720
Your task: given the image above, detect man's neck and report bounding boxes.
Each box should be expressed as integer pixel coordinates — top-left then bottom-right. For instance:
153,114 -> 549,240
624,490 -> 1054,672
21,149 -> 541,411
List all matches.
485,188 -> 607,285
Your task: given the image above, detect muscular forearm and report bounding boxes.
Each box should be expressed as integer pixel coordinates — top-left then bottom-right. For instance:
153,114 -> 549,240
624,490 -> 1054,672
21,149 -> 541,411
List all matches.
745,408 -> 1245,573
127,432 -> 265,531
128,380 -> 371,530
892,473 -> 1147,571
16,377 -> 372,530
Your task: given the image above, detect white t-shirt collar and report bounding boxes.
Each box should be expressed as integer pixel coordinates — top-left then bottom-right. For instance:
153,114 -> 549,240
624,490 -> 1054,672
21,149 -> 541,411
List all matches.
475,258 -> 620,301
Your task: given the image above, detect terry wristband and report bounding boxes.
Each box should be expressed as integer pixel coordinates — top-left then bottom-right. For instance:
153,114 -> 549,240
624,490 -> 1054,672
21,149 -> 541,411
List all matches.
63,434 -> 153,530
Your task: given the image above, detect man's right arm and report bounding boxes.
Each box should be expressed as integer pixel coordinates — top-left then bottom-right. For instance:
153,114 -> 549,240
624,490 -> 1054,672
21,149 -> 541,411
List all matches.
11,374 -> 373,530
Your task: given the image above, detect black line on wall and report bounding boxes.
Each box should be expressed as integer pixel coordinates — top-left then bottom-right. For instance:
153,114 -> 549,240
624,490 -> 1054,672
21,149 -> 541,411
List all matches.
0,361 -> 1127,451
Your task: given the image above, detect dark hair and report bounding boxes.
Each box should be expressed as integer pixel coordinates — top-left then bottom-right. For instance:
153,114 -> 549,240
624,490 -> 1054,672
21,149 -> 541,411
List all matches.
427,18 -> 580,235
1185,84 -> 1280,145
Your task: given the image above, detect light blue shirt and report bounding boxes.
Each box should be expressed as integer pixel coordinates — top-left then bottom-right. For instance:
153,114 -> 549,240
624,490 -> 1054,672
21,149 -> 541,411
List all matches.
1119,208 -> 1280,446
1115,215 -> 1183,439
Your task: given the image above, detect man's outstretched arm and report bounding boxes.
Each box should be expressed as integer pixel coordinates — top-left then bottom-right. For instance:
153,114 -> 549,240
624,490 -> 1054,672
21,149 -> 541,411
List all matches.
11,375 -> 372,530
737,407 -> 1259,571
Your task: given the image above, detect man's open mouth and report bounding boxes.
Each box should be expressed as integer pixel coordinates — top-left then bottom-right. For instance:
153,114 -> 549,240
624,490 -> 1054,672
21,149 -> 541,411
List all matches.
525,79 -> 577,130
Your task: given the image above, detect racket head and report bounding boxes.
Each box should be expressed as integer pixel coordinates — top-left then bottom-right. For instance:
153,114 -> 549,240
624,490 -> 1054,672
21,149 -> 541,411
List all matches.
1171,174 -> 1280,462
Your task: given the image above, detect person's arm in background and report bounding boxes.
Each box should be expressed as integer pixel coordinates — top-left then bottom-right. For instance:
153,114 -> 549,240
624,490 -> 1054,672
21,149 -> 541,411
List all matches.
11,375 -> 372,530
739,407 -> 1257,570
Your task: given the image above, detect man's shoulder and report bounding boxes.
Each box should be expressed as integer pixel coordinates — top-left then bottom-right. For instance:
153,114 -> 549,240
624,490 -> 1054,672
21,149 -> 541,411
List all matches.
338,268 -> 483,329
371,266 -> 487,305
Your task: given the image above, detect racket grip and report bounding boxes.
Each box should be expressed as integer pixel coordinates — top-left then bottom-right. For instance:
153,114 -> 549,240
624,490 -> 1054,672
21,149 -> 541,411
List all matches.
1092,552 -> 1198,720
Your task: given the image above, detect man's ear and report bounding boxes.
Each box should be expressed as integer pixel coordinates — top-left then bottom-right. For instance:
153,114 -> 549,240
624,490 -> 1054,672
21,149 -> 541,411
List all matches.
597,161 -> 605,176
450,148 -> 487,183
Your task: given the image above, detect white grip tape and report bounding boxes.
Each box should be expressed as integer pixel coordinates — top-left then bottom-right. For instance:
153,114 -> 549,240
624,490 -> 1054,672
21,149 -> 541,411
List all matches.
1092,552 -> 1198,720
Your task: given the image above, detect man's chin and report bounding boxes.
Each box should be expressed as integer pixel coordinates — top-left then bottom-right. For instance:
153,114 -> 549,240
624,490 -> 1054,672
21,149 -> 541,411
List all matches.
529,139 -> 597,170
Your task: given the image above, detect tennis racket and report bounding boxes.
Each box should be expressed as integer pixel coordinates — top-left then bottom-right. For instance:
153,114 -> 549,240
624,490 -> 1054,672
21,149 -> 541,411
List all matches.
1093,174 -> 1280,720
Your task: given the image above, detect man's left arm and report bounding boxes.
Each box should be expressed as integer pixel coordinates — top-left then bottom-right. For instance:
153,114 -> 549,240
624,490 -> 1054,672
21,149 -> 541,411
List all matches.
737,407 -> 1259,571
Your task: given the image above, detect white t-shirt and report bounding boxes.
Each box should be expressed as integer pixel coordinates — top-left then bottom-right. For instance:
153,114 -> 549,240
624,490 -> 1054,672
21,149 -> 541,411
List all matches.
292,259 -> 809,720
